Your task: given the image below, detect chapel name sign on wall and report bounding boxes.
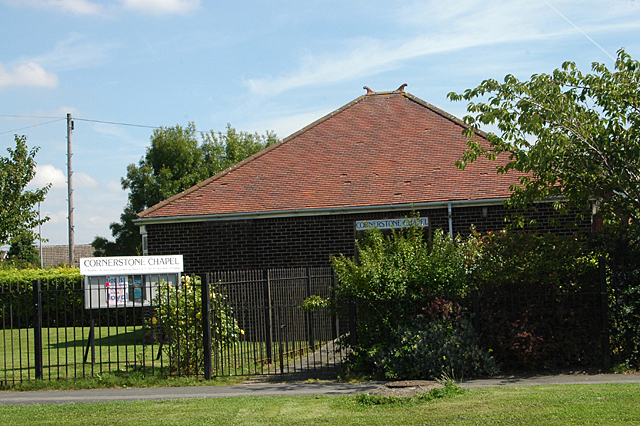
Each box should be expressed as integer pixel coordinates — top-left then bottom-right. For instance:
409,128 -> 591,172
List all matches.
80,255 -> 183,309
354,217 -> 429,231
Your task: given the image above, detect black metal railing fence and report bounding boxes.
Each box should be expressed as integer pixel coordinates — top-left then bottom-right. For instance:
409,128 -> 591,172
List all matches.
0,277 -> 155,383
5,259 -> 635,384
0,267 -> 344,384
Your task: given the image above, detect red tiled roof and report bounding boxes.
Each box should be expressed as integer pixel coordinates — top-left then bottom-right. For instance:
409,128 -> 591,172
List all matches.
138,89 -> 519,220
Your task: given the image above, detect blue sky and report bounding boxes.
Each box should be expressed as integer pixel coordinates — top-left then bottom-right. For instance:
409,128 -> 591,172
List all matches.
1,0 -> 639,247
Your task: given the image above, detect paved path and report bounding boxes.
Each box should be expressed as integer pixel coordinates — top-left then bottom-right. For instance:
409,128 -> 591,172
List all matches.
0,374 -> 638,406
0,382 -> 385,405
457,373 -> 640,388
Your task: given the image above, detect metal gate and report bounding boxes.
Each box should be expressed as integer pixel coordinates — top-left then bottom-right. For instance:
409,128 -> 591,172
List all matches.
205,268 -> 344,377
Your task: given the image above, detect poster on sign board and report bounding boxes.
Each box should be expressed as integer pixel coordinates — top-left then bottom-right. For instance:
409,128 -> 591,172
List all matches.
106,276 -> 127,307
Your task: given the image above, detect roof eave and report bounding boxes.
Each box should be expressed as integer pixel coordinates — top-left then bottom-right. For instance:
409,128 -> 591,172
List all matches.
134,197 -> 511,226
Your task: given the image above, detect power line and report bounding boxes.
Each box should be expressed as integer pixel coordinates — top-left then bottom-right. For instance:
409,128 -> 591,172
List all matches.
73,117 -> 159,129
0,114 -> 62,119
0,118 -> 66,135
1,114 -> 161,134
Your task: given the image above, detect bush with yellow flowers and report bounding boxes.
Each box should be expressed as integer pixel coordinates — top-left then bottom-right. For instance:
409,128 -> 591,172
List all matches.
149,275 -> 243,375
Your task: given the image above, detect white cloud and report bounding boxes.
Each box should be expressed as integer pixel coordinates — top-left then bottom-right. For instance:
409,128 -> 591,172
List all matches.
48,106 -> 82,117
9,0 -> 103,15
0,62 -> 59,89
30,165 -> 99,191
245,34 -> 498,95
30,164 -> 67,189
120,0 -> 200,14
28,33 -> 115,73
5,0 -> 200,16
87,215 -> 109,225
106,180 -> 124,193
44,209 -> 68,225
74,172 -> 99,188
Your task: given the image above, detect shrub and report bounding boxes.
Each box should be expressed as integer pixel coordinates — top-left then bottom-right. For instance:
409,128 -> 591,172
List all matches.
379,315 -> 498,380
332,226 -> 478,303
332,224 -> 480,348
331,217 -> 640,374
472,231 -> 598,293
476,294 -> 603,371
361,296 -> 497,380
470,231 -> 603,371
598,223 -> 640,370
150,275 -> 243,375
0,266 -> 84,328
609,269 -> 640,370
342,297 -> 498,380
331,219 -> 490,379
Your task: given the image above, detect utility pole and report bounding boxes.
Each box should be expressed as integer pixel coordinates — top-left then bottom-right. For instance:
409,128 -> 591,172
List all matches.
67,113 -> 74,267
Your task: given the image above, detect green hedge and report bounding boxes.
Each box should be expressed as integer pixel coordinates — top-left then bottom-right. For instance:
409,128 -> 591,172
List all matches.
0,266 -> 91,328
0,265 -> 81,283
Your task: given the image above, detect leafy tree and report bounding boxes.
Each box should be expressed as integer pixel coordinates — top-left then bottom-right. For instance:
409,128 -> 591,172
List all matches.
123,122 -> 204,215
448,49 -> 640,225
90,236 -> 117,257
94,123 -> 277,255
200,125 -> 278,175
0,135 -> 49,246
7,233 -> 40,265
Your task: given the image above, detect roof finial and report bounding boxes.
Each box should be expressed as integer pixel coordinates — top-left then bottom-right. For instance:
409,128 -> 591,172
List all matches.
363,86 -> 375,94
396,83 -> 408,92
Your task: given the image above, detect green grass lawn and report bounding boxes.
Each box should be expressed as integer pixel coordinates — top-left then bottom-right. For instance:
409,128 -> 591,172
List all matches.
0,384 -> 638,425
1,326 -> 334,383
0,326 -> 157,382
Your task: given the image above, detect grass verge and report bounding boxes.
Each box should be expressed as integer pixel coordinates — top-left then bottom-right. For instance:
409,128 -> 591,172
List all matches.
0,383 -> 638,425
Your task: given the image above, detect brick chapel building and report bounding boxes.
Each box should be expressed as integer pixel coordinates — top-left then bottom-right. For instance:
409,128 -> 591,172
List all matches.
135,85 -> 590,275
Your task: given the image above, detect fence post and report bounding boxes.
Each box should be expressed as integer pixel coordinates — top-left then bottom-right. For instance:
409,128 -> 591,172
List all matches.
278,306 -> 285,376
32,279 -> 43,380
263,269 -> 273,364
202,273 -> 212,380
348,296 -> 357,347
306,268 -> 315,352
472,289 -> 480,333
331,271 -> 338,341
84,315 -> 95,365
599,256 -> 611,371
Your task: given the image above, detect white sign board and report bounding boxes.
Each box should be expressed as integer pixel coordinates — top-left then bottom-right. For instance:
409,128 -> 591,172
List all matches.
80,255 -> 183,276
355,217 -> 429,231
81,256 -> 183,309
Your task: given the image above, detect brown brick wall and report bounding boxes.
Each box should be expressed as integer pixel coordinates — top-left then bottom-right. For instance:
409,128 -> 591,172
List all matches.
146,203 -> 591,275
